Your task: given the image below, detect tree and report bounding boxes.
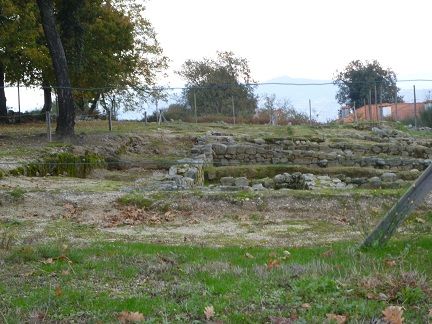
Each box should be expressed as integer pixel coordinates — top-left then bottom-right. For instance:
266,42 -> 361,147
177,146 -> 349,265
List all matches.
37,0 -> 75,136
334,60 -> 402,108
0,0 -> 50,121
177,51 -> 257,117
257,93 -> 309,125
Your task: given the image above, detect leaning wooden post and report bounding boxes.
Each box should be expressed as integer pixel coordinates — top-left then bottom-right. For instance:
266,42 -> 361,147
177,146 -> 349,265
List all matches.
362,163 -> 432,248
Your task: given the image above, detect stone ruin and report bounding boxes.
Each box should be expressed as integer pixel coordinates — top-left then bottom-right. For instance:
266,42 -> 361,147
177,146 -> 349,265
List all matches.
163,126 -> 430,191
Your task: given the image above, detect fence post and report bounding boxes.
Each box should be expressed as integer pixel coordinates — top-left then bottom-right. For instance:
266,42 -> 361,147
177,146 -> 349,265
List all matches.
394,90 -> 398,121
17,81 -> 21,123
362,163 -> 432,248
353,101 -> 357,124
309,99 -> 312,125
194,91 -> 197,124
231,96 -> 236,125
414,85 -> 417,129
46,111 -> 52,142
144,111 -> 147,125
108,107 -> 112,132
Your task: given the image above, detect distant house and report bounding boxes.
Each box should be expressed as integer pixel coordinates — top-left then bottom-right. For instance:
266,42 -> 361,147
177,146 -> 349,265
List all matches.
340,102 -> 426,123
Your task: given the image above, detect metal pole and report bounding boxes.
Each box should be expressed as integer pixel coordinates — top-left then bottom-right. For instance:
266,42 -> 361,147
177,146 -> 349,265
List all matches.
414,85 -> 417,129
46,111 -> 52,142
309,99 -> 312,125
194,91 -> 197,124
17,81 -> 21,123
231,96 -> 236,125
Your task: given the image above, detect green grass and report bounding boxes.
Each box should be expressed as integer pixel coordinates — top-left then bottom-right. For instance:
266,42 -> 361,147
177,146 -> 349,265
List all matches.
0,236 -> 431,323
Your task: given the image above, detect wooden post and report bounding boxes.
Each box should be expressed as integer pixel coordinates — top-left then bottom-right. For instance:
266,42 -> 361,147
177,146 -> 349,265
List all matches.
231,95 -> 236,125
368,89 -> 372,121
17,81 -> 21,123
374,84 -> 378,122
414,85 -> 417,129
108,107 -> 112,132
353,101 -> 357,124
394,90 -> 398,121
362,163 -> 432,248
364,98 -> 367,121
144,111 -> 147,125
309,99 -> 312,125
46,111 -> 52,142
194,91 -> 197,124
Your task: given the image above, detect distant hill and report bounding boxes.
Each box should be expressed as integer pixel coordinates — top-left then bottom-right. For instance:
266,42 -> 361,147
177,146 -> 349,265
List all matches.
256,76 -> 339,122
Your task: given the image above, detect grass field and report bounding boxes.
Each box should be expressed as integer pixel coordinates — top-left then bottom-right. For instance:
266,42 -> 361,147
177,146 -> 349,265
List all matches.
1,233 -> 431,323
1,120 -> 432,323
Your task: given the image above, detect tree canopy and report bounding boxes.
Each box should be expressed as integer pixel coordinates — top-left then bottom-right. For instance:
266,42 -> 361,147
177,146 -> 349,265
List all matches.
334,60 -> 402,108
177,51 -> 257,117
0,0 -> 168,131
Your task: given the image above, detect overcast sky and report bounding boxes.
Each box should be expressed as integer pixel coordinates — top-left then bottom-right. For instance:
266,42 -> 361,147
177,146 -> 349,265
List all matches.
146,0 -> 432,84
6,0 -> 432,114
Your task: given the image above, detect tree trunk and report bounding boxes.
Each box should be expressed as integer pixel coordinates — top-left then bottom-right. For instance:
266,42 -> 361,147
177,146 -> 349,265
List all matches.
37,0 -> 75,137
41,78 -> 52,113
0,63 -> 7,123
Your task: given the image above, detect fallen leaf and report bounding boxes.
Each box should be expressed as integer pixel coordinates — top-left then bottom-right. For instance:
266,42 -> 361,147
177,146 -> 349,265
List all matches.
42,258 -> 54,265
301,303 -> 311,309
245,252 -> 255,259
385,259 -> 397,267
326,313 -> 347,324
267,258 -> 280,270
61,270 -> 70,276
118,311 -> 145,323
415,217 -> 425,224
204,305 -> 215,320
428,309 -> 432,318
55,285 -> 62,297
382,306 -> 404,324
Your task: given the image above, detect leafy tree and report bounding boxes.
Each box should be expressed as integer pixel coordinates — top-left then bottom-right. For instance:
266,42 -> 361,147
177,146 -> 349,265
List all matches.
334,60 -> 402,108
0,0 -> 50,120
37,0 -> 75,136
1,0 -> 167,131
177,51 -> 257,117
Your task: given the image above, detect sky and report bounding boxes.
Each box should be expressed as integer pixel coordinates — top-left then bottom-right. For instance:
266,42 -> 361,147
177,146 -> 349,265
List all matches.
5,0 -> 432,116
145,0 -> 432,84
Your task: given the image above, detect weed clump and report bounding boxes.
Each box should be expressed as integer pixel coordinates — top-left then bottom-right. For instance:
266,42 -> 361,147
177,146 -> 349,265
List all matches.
10,152 -> 105,178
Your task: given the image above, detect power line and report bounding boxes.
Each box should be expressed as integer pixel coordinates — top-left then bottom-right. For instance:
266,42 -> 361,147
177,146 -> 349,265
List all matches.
2,79 -> 432,91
